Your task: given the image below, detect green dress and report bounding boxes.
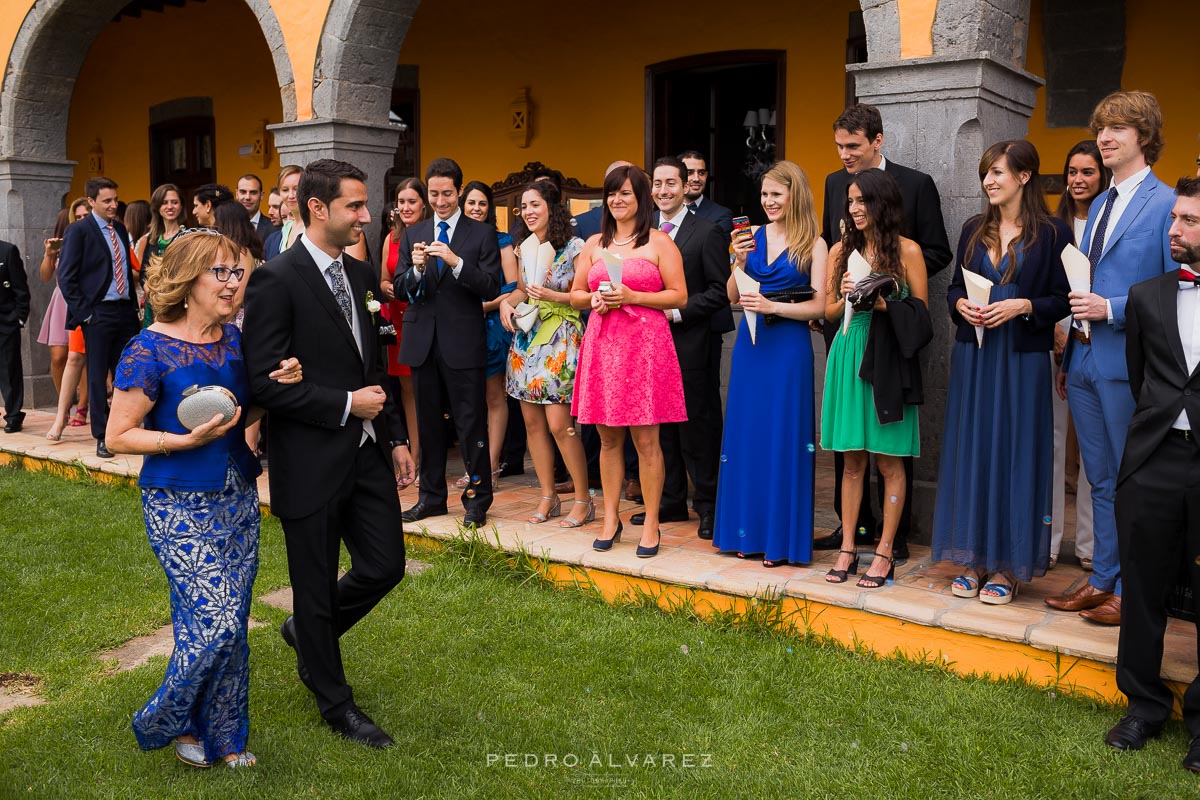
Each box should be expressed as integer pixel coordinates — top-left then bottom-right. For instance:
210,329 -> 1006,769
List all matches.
820,284 -> 920,457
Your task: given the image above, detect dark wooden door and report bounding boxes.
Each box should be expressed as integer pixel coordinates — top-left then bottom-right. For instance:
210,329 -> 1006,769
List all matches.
149,115 -> 216,217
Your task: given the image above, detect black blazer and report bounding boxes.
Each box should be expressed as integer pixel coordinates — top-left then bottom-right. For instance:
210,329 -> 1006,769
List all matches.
396,214 -> 501,370
242,241 -> 404,518
691,196 -> 734,239
946,217 -> 1072,351
254,214 -> 278,244
57,216 -> 135,328
0,241 -> 29,330
1120,271 -> 1200,484
822,161 -> 953,276
661,212 -> 733,369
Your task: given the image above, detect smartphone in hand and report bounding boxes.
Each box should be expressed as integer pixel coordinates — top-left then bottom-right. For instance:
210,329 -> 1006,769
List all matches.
732,216 -> 755,250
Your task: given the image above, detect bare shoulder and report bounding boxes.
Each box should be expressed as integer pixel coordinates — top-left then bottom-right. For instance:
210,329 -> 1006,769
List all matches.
899,236 -> 922,259
810,237 -> 830,259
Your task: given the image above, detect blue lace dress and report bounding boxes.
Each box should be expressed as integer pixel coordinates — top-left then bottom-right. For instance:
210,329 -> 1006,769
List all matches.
485,231 -> 519,378
114,325 -> 261,763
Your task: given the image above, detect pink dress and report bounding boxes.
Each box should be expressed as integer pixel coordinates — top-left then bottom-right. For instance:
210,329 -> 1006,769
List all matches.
571,257 -> 686,426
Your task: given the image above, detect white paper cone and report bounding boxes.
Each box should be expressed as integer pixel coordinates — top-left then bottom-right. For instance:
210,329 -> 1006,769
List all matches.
961,269 -> 994,348
842,249 -> 872,334
519,234 -> 541,286
535,241 -> 555,287
598,248 -> 623,286
733,267 -> 761,345
1062,243 -> 1092,337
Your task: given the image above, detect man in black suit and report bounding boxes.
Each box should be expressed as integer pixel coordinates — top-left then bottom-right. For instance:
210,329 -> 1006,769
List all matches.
628,156 -> 732,539
0,239 -> 29,433
813,104 -> 952,560
397,157 -> 501,526
1104,177 -> 1200,765
237,173 -> 276,243
57,177 -> 140,458
678,150 -> 734,239
243,159 -> 414,749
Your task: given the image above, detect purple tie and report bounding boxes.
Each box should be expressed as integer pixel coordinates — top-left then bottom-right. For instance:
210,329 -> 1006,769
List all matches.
660,221 -> 675,234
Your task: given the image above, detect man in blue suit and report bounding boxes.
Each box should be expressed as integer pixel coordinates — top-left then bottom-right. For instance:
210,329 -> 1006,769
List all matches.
57,177 -> 140,458
1046,91 -> 1178,625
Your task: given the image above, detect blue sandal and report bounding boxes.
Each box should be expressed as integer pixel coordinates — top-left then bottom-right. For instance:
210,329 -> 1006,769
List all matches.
951,573 -> 982,598
980,578 -> 1018,605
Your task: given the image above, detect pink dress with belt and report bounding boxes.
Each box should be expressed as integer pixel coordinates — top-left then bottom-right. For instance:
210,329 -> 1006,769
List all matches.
571,257 -> 686,427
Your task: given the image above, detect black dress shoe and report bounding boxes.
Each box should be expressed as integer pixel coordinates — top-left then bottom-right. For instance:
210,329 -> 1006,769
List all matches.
813,528 -> 874,550
401,502 -> 448,523
1104,715 -> 1164,751
697,513 -> 714,540
630,508 -> 689,525
3,413 -> 23,433
892,540 -> 910,561
96,439 -> 113,459
463,509 -> 487,527
327,705 -> 394,749
279,616 -> 315,693
498,461 -> 525,477
1182,736 -> 1200,772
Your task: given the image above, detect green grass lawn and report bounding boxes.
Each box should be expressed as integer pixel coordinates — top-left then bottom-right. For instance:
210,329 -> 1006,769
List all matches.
0,465 -> 1195,799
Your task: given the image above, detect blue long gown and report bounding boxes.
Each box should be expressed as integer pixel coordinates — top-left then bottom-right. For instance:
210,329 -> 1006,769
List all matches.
931,250 -> 1054,581
712,228 -> 815,564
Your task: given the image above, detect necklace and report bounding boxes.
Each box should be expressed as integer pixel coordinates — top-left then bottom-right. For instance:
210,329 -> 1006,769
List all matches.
612,233 -> 636,247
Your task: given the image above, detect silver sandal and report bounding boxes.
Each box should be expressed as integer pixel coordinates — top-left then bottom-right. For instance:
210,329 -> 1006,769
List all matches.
560,499 -> 596,528
225,750 -> 257,768
174,740 -> 210,769
529,495 -> 561,524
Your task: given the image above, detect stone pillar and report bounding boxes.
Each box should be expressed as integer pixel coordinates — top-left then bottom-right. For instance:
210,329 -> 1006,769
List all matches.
846,53 -> 1043,539
0,157 -> 77,407
267,119 -> 401,255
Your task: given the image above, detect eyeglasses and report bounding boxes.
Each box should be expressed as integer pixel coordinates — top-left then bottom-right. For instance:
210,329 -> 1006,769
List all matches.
209,266 -> 246,282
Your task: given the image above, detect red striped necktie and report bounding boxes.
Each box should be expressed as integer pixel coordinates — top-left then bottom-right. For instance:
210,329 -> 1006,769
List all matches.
106,224 -> 127,297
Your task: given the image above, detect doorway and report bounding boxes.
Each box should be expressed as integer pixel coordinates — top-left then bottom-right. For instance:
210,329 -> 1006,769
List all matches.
647,50 -> 785,222
149,97 -> 217,212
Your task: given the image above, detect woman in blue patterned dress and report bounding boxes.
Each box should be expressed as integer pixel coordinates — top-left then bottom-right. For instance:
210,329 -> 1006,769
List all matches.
107,230 -> 301,769
458,181 -> 520,487
499,181 -> 592,527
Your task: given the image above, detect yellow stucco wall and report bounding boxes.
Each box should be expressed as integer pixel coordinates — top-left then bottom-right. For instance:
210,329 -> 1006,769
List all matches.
396,0 -> 861,200
1024,0 -> 1199,185
63,0 -> 284,203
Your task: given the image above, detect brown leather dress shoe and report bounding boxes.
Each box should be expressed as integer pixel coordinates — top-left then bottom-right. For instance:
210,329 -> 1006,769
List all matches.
1080,595 -> 1121,625
554,479 -> 575,494
623,478 -> 643,502
1045,582 -> 1113,612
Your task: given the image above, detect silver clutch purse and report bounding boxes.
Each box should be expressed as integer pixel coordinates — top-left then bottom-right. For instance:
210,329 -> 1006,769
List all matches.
177,384 -> 238,431
512,302 -> 538,333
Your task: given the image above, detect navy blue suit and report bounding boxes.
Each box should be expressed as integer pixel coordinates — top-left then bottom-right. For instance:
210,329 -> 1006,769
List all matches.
57,214 -> 140,440
572,207 -> 602,241
689,196 -> 734,240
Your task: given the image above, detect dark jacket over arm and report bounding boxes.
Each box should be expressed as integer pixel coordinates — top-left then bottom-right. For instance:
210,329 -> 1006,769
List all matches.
0,242 -> 29,327
859,296 -> 934,424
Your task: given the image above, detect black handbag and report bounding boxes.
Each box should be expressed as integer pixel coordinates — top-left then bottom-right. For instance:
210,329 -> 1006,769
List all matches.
847,272 -> 898,312
761,287 -> 815,326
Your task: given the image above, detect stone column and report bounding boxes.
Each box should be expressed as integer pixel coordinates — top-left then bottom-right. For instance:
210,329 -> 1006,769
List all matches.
267,119 -> 401,254
846,53 -> 1043,539
0,157 -> 77,407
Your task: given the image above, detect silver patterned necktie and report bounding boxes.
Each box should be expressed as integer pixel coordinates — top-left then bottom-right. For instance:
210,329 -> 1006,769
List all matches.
327,261 -> 353,328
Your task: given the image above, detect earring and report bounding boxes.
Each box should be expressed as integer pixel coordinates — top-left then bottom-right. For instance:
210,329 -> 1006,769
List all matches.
183,299 -> 188,309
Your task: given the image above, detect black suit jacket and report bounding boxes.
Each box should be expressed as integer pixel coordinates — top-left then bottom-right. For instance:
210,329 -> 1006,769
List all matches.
254,214 -> 277,244
57,216 -> 136,328
397,215 -> 501,370
1120,271 -> 1200,484
660,212 -> 733,369
0,241 -> 29,330
242,240 -> 404,518
822,161 -> 952,276
946,217 -> 1071,351
690,196 -> 734,239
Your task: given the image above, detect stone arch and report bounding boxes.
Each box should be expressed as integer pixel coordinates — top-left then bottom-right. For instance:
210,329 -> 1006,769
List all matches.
311,0 -> 420,122
0,0 -> 296,161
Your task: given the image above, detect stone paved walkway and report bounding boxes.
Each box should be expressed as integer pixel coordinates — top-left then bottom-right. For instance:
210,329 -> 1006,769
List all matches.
4,408 -> 1195,689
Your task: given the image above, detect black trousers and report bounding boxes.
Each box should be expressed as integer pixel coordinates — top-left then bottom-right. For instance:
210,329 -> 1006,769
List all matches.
82,301 -> 139,440
279,442 -> 406,719
412,341 -> 492,514
1115,432 -> 1200,733
661,337 -> 726,516
0,324 -> 22,422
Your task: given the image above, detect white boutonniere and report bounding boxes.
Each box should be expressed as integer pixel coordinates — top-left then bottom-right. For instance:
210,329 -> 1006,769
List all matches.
365,291 -> 382,314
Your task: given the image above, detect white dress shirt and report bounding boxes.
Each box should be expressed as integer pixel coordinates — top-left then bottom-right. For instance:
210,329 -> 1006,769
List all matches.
426,207 -> 468,280
250,211 -> 263,227
658,206 -> 690,323
299,233 -> 373,443
1175,281 -> 1200,430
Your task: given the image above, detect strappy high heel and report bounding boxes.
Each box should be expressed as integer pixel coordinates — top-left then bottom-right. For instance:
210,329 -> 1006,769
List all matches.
559,499 -> 595,528
825,549 -> 860,584
856,550 -> 895,589
593,521 -> 623,551
528,495 -> 561,524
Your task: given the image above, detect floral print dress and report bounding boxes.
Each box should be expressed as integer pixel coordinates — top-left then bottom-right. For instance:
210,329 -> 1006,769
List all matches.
506,237 -> 584,404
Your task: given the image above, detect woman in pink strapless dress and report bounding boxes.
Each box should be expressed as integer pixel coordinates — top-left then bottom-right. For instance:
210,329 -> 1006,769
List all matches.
570,165 -> 688,558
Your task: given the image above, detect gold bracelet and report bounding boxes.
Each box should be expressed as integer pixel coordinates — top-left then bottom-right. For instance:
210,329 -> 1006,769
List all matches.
157,430 -> 169,456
